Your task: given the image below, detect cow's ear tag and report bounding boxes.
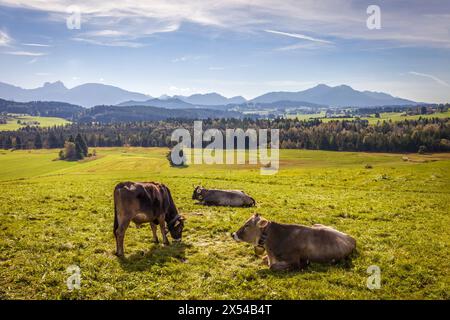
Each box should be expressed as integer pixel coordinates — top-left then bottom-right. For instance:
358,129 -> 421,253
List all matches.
174,220 -> 180,227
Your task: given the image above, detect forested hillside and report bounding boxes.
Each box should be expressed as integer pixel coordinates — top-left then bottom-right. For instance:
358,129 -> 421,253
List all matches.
1,117 -> 448,153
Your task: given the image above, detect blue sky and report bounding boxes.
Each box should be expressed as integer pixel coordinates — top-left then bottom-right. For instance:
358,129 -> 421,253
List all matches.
0,0 -> 449,102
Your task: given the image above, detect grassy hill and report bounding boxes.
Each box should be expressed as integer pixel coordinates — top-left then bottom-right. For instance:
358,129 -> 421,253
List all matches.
0,114 -> 71,131
0,148 -> 449,299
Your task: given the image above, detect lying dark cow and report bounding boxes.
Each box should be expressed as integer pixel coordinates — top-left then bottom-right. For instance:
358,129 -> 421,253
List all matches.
113,181 -> 184,256
192,186 -> 256,207
232,214 -> 356,271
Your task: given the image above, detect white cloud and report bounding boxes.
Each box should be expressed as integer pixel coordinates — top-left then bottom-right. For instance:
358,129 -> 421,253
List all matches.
22,43 -> 52,47
168,85 -> 193,94
172,55 -> 207,63
264,80 -> 316,87
0,30 -> 12,46
265,29 -> 333,44
82,30 -> 126,37
72,37 -> 145,48
4,51 -> 47,56
208,66 -> 225,70
409,71 -> 449,87
1,1 -> 449,48
275,42 -> 333,51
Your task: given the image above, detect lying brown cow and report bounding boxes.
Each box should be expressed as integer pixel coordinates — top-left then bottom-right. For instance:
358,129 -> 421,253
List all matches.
192,186 -> 256,207
113,181 -> 184,256
232,214 -> 356,271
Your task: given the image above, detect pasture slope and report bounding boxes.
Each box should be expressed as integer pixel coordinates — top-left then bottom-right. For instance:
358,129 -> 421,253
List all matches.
0,147 -> 449,299
0,115 -> 70,131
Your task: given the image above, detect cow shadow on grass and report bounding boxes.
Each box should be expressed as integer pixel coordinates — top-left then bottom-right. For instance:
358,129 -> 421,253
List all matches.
118,242 -> 191,272
255,250 -> 359,277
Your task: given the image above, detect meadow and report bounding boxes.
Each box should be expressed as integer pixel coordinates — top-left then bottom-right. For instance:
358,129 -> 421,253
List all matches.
0,114 -> 70,131
287,111 -> 450,123
0,147 -> 449,299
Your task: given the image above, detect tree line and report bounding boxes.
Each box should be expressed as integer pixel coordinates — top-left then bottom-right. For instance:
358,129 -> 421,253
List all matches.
0,117 -> 449,153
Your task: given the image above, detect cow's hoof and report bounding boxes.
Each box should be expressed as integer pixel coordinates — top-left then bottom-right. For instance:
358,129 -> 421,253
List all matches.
115,252 -> 124,258
163,242 -> 170,246
152,240 -> 159,244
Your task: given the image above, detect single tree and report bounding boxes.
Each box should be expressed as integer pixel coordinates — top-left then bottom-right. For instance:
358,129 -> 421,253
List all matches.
75,133 -> 88,157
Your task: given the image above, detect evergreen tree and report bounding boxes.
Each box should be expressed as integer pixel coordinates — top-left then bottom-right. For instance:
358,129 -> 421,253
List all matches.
34,133 -> 43,149
48,132 -> 59,148
75,133 -> 88,156
15,136 -> 22,149
5,136 -> 12,149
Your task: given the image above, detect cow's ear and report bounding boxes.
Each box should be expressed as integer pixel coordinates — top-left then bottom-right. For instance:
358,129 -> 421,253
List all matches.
257,218 -> 268,228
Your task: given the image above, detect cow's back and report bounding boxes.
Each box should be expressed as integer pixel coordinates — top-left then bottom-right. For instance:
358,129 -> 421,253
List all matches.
305,225 -> 356,262
266,223 -> 356,263
204,189 -> 254,206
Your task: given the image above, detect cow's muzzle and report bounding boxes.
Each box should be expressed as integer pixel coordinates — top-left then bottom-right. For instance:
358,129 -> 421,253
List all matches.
231,232 -> 240,242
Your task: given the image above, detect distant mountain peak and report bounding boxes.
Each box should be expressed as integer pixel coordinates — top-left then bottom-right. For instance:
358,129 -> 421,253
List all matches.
315,83 -> 331,89
43,81 -> 67,90
176,92 -> 247,106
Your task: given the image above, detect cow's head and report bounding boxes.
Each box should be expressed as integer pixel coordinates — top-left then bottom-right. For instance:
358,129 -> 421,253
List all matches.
167,215 -> 185,241
192,185 -> 205,200
232,213 -> 269,245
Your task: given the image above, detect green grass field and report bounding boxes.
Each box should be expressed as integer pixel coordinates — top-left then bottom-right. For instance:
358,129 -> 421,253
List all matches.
0,147 -> 449,299
287,111 -> 450,124
0,114 -> 70,131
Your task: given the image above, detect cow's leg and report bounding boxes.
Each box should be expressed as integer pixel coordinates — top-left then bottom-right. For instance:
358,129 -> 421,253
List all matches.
150,222 -> 159,244
267,254 -> 291,271
297,259 -> 308,270
158,216 -> 170,246
115,216 -> 131,257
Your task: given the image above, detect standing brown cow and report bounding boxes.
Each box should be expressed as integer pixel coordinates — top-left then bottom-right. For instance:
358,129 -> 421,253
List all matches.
113,181 -> 184,257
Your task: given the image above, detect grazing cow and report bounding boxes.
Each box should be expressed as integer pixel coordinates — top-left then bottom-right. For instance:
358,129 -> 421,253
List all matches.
113,181 -> 184,256
192,186 -> 256,207
232,214 -> 356,271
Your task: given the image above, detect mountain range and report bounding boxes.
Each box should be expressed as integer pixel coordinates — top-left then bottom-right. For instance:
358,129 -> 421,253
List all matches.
251,84 -> 417,106
0,81 -> 150,107
0,81 -> 419,108
174,93 -> 246,105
